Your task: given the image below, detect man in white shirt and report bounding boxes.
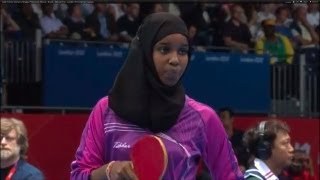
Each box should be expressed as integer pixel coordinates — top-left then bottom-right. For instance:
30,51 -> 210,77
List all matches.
40,4 -> 68,38
257,4 -> 277,24
307,3 -> 319,28
243,120 -> 294,180
291,6 -> 319,48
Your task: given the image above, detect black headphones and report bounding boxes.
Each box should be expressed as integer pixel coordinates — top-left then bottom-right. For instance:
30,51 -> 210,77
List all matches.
256,121 -> 272,160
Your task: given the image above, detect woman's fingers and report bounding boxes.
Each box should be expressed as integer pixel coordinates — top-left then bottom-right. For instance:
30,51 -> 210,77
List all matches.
123,162 -> 138,180
111,161 -> 138,180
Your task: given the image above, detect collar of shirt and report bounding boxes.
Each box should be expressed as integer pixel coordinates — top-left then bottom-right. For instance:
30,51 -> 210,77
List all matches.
254,158 -> 279,180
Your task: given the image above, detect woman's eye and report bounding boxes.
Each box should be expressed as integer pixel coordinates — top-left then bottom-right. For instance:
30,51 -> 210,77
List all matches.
159,46 -> 170,54
178,48 -> 189,55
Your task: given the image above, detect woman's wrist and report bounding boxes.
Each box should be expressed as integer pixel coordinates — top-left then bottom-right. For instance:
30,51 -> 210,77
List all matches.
106,161 -> 116,180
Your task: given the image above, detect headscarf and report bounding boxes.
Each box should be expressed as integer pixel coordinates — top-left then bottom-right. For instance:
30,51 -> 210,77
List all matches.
109,12 -> 190,132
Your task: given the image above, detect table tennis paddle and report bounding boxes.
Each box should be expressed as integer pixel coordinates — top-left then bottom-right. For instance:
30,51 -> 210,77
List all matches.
130,135 -> 168,180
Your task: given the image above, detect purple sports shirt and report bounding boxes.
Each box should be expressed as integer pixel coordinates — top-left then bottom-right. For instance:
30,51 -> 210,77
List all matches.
71,96 -> 244,180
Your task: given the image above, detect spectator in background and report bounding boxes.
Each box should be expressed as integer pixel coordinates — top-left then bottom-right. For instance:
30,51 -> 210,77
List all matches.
31,4 -> 42,18
40,4 -> 68,39
116,3 -> 140,42
257,4 -> 276,24
1,4 -> 20,32
243,120 -> 294,179
244,4 -> 260,42
256,18 -> 295,101
279,149 -> 316,180
13,4 -> 40,39
85,3 -> 119,42
54,3 -> 68,20
81,3 -> 94,17
256,19 -> 294,64
188,24 -> 201,49
218,107 -> 249,173
183,3 -> 213,46
1,118 -> 44,180
188,24 -> 197,42
218,107 -> 243,146
307,3 -> 319,28
105,4 -> 118,23
108,3 -> 126,21
275,6 -> 294,41
153,3 -> 165,13
168,3 -> 180,16
291,6 -> 319,48
31,4 -> 67,19
63,4 -> 94,40
221,3 -> 233,22
209,4 -> 230,47
222,4 -> 253,53
187,23 -> 208,51
139,3 -> 165,20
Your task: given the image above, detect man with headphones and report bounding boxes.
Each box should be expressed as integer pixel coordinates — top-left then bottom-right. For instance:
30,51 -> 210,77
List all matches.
243,119 -> 294,180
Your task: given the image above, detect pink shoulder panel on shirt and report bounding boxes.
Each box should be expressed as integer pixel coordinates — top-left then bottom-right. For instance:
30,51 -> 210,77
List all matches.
185,96 -> 220,125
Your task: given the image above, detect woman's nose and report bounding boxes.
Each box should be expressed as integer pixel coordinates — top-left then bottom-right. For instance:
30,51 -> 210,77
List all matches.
169,53 -> 179,66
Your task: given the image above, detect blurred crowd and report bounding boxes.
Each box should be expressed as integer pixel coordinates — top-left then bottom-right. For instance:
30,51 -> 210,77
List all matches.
1,3 -> 319,61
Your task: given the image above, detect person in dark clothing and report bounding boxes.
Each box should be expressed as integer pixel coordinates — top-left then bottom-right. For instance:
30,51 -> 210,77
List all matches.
139,3 -> 165,21
223,4 -> 253,53
116,3 -> 141,42
1,4 -> 21,37
63,4 -> 85,40
218,107 -> 250,173
13,4 -> 40,39
85,3 -> 119,41
181,3 -> 213,46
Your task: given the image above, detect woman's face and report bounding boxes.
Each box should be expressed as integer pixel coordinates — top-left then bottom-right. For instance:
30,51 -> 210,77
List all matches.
152,34 -> 189,86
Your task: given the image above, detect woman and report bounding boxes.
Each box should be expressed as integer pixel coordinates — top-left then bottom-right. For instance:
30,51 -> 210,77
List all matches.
71,12 -> 243,180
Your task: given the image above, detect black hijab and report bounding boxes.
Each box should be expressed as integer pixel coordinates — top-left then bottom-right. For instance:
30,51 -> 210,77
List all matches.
109,13 -> 190,133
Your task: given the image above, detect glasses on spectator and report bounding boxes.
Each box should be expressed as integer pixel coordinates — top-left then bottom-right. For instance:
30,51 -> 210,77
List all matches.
0,134 -> 17,142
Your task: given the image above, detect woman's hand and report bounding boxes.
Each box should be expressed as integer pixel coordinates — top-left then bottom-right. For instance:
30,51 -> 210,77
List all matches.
109,161 -> 138,180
